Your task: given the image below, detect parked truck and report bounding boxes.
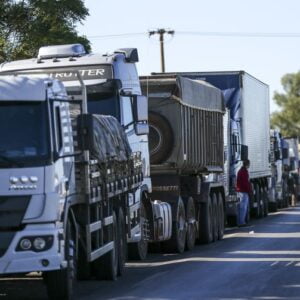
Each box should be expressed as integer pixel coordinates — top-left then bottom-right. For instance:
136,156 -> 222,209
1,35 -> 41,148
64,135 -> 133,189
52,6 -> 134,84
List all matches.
139,75 -> 226,251
269,129 -> 290,210
0,73 -> 147,299
0,44 -> 226,299
284,137 -> 300,204
149,71 -> 271,224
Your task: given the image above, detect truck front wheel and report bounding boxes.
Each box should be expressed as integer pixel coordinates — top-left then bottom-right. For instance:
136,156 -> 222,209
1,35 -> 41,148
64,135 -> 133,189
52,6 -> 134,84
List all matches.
117,207 -> 127,275
128,201 -> 148,260
161,197 -> 186,253
44,220 -> 76,300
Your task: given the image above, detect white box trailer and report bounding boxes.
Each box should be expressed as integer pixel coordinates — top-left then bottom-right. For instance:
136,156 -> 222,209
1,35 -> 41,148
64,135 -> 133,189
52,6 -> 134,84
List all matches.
240,73 -> 270,179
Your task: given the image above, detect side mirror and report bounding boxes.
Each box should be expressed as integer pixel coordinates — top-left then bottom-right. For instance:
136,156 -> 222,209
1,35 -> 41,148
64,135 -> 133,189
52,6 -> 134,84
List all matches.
133,95 -> 148,122
241,144 -> 248,161
135,123 -> 149,136
274,149 -> 281,161
282,148 -> 289,159
119,88 -> 134,97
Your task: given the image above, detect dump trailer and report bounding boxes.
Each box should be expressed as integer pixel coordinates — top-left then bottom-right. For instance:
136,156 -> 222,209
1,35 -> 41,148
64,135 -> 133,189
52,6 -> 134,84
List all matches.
151,71 -> 271,223
140,74 -> 226,250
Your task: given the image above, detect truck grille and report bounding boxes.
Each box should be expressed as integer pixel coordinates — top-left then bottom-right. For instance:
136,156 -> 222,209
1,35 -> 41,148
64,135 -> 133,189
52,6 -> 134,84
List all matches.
0,196 -> 30,257
0,232 -> 16,257
0,196 -> 30,229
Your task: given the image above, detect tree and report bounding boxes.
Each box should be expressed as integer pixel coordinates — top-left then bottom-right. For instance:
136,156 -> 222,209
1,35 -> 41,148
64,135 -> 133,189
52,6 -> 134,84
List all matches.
271,72 -> 300,137
0,0 -> 91,63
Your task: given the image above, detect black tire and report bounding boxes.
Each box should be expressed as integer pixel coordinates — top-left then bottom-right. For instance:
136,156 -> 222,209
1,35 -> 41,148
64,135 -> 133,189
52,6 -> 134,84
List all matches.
212,194 -> 218,242
161,197 -> 186,253
198,196 -> 213,244
128,201 -> 148,260
217,194 -> 224,240
44,220 -> 76,300
148,112 -> 174,164
77,242 -> 91,280
269,201 -> 278,212
259,188 -> 264,218
148,242 -> 161,253
185,197 -> 196,251
227,215 -> 238,227
93,211 -> 118,281
254,185 -> 261,218
263,188 -> 269,217
117,208 -> 127,276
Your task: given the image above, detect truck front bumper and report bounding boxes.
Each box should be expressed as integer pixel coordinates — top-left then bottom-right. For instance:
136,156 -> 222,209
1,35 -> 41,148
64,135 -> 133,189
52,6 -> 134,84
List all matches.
0,224 -> 65,275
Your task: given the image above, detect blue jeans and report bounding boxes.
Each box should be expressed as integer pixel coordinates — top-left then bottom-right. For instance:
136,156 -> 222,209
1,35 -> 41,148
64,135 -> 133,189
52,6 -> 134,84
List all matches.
238,192 -> 249,225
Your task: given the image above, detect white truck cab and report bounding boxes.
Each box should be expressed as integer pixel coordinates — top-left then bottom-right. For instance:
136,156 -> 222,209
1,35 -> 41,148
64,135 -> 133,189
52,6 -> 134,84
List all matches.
0,75 -> 73,274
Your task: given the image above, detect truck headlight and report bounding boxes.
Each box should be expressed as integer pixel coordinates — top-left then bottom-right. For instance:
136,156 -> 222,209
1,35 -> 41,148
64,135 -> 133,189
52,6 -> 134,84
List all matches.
33,237 -> 46,250
20,238 -> 32,250
16,235 -> 54,252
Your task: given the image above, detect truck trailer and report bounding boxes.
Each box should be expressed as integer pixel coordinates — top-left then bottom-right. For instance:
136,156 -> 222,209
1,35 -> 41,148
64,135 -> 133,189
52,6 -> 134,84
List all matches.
140,75 -> 226,251
150,71 -> 271,224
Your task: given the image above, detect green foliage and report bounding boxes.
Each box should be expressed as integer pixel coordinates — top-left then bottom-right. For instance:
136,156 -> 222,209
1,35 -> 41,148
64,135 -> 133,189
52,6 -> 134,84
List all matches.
271,72 -> 300,137
0,0 -> 90,63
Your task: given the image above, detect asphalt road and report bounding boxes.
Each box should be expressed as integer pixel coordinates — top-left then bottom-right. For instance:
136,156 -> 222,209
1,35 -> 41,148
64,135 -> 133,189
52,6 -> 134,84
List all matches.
2,206 -> 300,300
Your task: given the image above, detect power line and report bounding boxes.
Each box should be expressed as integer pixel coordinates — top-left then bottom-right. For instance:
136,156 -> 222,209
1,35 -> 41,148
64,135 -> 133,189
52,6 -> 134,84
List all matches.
87,32 -> 144,39
87,31 -> 300,39
177,31 -> 300,38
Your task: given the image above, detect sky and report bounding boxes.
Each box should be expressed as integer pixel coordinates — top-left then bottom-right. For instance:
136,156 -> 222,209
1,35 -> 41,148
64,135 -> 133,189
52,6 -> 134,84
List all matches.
77,0 -> 300,113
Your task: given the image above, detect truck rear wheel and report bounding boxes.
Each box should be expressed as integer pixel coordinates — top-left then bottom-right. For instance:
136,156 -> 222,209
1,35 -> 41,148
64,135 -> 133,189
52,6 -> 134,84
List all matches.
185,197 -> 196,251
254,185 -> 261,218
198,196 -> 213,244
117,207 -> 126,276
258,187 -> 265,218
44,220 -> 76,300
128,201 -> 148,260
93,211 -> 118,281
148,112 -> 174,164
161,197 -> 186,253
212,194 -> 218,242
269,201 -> 277,212
217,194 -> 224,240
262,188 -> 269,217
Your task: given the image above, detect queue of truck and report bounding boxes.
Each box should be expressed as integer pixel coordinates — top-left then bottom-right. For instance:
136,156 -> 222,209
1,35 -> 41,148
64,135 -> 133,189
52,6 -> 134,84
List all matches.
0,44 -> 299,299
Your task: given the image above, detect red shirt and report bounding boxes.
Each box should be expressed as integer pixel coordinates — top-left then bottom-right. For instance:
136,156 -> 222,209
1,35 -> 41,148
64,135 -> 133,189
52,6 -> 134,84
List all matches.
236,166 -> 252,193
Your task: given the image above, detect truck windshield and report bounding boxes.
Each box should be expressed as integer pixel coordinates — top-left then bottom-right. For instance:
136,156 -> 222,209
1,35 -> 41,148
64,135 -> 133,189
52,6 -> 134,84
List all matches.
0,101 -> 50,167
86,84 -> 120,120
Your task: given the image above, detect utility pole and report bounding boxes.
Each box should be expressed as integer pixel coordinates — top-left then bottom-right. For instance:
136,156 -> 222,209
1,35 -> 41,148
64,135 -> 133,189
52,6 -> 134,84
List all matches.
149,28 -> 175,73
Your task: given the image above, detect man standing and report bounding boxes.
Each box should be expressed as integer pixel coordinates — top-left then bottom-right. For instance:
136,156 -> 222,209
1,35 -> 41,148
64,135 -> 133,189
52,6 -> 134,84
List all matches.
236,159 -> 252,226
